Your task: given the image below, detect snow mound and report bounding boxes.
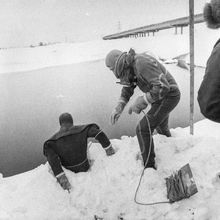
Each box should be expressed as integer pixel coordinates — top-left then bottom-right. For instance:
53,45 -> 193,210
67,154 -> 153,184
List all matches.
0,119 -> 220,220
1,25 -> 219,74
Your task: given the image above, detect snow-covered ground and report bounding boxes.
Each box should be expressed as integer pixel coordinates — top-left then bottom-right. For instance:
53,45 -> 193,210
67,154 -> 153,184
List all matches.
0,119 -> 220,220
0,23 -> 219,74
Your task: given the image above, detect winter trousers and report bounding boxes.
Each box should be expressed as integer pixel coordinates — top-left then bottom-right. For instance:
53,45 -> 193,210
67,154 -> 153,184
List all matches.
136,88 -> 181,167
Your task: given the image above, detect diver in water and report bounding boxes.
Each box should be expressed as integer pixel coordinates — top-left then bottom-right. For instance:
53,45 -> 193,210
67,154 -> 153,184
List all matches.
43,112 -> 115,191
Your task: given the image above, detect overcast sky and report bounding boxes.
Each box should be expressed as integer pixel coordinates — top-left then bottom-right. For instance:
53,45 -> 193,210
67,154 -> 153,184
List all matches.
0,0 -> 207,47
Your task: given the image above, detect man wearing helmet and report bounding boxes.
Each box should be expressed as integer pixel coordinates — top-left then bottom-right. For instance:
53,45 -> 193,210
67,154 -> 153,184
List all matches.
105,48 -> 181,169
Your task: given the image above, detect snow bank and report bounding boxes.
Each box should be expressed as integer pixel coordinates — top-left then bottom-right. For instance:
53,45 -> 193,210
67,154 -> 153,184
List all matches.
0,119 -> 220,220
0,23 -> 219,74
0,37 -> 188,74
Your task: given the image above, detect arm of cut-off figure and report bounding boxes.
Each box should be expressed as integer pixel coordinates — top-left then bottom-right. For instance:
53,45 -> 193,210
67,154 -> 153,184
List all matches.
88,124 -> 115,156
198,47 -> 220,122
137,58 -> 170,104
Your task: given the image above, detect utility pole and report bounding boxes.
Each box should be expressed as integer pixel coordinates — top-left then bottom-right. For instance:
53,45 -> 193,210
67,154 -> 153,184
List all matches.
189,0 -> 194,135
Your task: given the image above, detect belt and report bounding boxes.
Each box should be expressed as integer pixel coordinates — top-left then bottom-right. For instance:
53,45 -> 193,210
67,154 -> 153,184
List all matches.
65,158 -> 88,168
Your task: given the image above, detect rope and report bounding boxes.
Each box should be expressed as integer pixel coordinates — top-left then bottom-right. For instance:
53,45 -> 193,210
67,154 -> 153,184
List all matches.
77,117 -> 170,206
134,110 -> 170,206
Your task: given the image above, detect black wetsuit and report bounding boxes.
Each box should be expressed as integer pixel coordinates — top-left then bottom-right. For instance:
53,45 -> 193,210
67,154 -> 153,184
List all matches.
43,124 -> 110,176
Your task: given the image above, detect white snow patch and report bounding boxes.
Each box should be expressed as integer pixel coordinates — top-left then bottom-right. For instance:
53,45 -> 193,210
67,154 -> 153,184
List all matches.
0,24 -> 219,74
0,119 -> 220,219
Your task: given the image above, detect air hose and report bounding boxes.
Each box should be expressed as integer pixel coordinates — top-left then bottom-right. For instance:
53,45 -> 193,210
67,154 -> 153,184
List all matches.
134,110 -> 170,206
86,116 -> 170,205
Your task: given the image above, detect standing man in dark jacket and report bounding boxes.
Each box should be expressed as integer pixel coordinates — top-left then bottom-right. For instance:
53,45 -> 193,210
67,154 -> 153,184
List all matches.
198,0 -> 220,122
43,113 -> 115,191
105,49 -> 180,169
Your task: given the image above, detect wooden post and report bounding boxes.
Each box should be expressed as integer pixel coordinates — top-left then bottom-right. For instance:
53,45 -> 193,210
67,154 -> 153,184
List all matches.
189,0 -> 194,135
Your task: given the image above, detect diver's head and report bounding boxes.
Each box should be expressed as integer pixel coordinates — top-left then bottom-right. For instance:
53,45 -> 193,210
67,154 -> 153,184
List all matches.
59,112 -> 73,128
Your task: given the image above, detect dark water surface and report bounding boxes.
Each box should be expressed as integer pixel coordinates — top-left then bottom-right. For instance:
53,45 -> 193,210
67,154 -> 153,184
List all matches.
0,61 -> 204,176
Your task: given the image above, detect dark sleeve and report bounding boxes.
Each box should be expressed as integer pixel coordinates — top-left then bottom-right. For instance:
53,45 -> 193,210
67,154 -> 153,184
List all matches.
120,85 -> 135,104
43,141 -> 64,176
198,47 -> 220,122
137,57 -> 170,103
87,124 -> 111,149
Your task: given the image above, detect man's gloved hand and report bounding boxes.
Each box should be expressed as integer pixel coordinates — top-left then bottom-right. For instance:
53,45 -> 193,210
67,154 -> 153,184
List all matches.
128,95 -> 148,114
105,144 -> 115,156
111,102 -> 126,125
56,173 -> 71,192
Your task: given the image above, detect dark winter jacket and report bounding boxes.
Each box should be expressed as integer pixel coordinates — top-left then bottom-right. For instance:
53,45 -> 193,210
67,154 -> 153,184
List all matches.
43,124 -> 111,176
198,39 -> 220,122
119,53 -> 180,104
